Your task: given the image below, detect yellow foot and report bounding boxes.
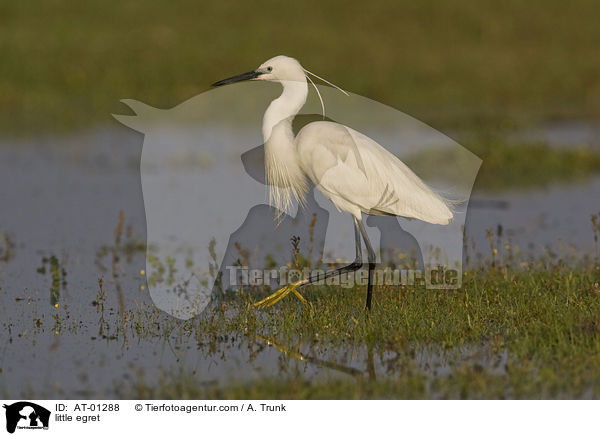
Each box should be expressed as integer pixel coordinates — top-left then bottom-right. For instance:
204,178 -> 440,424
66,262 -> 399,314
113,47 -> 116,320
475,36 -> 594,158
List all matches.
254,280 -> 308,308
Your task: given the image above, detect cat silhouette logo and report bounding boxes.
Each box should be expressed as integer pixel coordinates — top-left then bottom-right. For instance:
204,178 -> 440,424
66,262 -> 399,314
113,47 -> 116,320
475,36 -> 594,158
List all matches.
3,402 -> 50,433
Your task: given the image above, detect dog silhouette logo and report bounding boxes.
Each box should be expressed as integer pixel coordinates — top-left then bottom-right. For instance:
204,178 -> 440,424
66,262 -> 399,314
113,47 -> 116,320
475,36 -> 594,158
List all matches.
3,402 -> 50,433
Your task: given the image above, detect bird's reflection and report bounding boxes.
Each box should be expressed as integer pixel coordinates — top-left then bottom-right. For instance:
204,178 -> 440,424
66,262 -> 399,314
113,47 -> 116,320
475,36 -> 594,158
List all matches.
256,335 -> 376,381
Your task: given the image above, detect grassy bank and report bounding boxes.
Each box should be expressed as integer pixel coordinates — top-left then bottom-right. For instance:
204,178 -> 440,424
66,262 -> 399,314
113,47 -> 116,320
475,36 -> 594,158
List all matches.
116,260 -> 600,399
1,0 -> 599,135
104,212 -> 600,400
407,139 -> 600,191
3,214 -> 600,398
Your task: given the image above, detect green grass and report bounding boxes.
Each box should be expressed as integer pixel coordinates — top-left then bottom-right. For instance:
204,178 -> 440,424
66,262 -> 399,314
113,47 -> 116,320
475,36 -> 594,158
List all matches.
1,0 -> 600,136
407,139 -> 600,191
120,365 -> 600,400
188,264 -> 600,352
5,217 -> 600,398
473,141 -> 600,191
113,257 -> 600,399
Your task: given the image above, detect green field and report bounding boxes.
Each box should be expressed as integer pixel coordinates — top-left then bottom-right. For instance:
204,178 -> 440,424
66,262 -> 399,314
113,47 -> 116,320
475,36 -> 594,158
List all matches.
3,1 -> 600,188
1,0 -> 599,136
121,256 -> 600,399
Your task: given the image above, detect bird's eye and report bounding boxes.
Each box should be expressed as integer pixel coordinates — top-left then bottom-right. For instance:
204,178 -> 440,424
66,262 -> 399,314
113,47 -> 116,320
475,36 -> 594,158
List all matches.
267,66 -> 273,72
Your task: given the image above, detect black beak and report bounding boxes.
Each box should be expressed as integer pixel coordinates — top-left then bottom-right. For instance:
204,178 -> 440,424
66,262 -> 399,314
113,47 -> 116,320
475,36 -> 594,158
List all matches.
211,70 -> 262,87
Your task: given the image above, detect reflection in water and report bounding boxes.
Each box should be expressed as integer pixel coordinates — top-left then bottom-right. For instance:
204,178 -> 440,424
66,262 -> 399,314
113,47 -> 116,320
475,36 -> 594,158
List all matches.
257,335 -> 369,379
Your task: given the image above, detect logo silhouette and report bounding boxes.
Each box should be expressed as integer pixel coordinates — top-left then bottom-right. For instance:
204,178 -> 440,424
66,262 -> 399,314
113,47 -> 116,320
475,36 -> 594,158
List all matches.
3,402 -> 50,434
113,79 -> 481,319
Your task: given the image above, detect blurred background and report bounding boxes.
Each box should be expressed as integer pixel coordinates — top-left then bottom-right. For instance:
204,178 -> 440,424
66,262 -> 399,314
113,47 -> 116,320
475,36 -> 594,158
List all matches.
1,0 -> 600,397
1,0 -> 598,134
2,0 -> 600,188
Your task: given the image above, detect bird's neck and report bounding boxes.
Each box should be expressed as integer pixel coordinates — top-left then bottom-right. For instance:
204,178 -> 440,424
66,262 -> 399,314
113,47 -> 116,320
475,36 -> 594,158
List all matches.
262,80 -> 308,141
262,79 -> 309,216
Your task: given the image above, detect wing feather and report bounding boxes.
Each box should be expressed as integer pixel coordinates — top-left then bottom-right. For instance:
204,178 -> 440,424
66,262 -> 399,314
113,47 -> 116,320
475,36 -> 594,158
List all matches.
296,121 -> 452,225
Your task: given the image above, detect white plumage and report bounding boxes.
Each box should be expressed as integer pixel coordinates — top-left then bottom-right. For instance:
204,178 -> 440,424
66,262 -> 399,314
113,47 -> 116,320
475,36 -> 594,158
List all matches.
212,54 -> 453,310
296,121 -> 453,224
254,55 -> 452,225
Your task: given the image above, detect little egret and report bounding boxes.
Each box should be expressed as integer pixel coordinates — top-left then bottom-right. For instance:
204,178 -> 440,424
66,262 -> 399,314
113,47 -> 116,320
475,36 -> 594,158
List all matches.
212,55 -> 453,310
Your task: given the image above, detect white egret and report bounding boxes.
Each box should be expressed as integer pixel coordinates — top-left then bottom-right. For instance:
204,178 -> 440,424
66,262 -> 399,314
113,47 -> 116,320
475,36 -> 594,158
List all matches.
212,55 -> 453,310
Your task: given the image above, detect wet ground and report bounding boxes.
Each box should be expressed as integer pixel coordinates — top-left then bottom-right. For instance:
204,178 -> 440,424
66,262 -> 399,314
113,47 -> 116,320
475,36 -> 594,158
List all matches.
0,124 -> 599,397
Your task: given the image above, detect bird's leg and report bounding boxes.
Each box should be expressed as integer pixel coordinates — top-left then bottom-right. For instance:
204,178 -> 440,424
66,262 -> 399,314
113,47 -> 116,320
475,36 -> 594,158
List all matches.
305,216 -> 363,283
254,217 -> 363,308
253,278 -> 309,307
357,218 -> 376,311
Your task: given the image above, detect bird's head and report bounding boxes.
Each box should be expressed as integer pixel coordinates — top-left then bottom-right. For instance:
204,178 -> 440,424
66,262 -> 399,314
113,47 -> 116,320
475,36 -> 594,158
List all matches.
211,55 -> 306,87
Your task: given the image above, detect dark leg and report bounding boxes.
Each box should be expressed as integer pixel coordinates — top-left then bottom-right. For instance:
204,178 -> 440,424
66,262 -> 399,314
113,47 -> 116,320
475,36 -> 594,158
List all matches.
303,216 -> 363,286
357,218 -> 376,310
254,217 -> 364,307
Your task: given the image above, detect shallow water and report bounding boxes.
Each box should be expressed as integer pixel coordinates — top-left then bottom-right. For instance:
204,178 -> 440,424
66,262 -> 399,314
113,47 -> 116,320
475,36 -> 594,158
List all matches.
0,125 -> 598,397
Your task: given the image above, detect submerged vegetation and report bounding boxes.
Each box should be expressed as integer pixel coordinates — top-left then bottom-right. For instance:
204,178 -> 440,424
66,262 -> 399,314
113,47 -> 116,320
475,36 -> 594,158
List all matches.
2,213 -> 600,399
